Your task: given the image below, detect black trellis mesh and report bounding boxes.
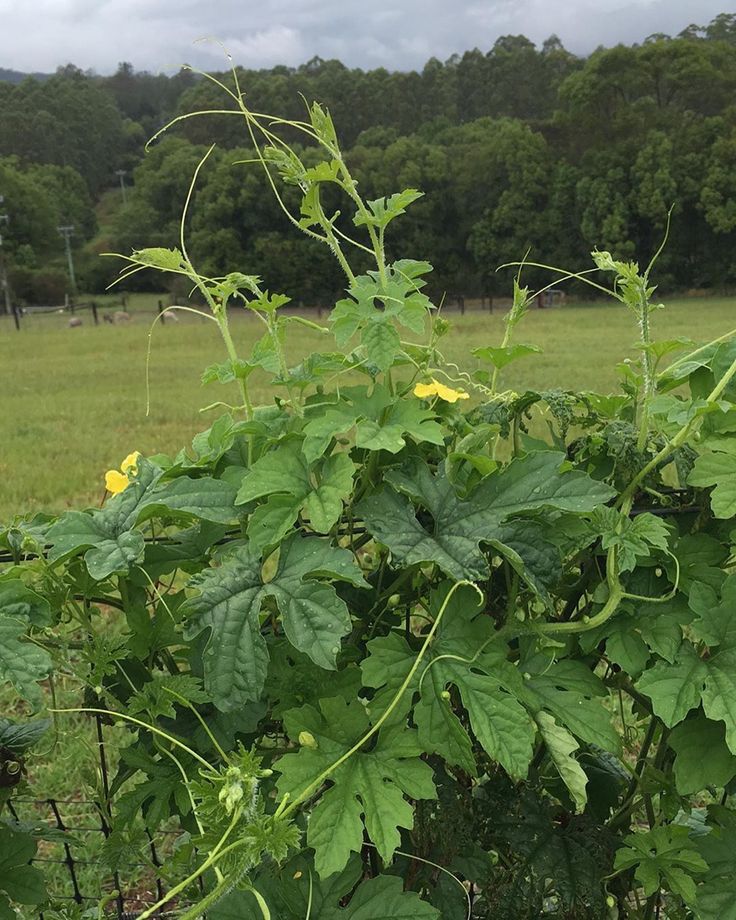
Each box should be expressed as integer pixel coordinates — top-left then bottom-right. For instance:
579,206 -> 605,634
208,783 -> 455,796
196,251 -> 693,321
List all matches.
8,797 -> 172,917
8,715 -> 203,919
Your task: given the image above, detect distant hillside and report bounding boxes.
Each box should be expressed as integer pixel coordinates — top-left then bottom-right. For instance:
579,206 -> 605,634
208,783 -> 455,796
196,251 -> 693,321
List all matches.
0,67 -> 51,84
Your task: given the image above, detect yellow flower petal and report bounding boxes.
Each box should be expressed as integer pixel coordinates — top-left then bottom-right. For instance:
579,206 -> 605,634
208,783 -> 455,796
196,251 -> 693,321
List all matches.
432,380 -> 470,403
414,378 -> 469,403
120,451 -> 141,474
105,469 -> 130,494
413,381 -> 439,399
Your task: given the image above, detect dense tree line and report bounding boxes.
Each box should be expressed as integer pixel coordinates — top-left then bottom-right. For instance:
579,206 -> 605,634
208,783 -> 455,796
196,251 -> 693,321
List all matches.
1,12 -> 735,303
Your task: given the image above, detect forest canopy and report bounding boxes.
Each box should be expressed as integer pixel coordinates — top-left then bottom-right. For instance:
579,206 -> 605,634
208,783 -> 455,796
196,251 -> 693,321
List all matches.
1,12 -> 735,303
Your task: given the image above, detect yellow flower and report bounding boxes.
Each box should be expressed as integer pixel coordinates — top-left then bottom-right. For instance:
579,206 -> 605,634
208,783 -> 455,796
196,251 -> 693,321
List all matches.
104,451 -> 141,495
413,378 -> 470,403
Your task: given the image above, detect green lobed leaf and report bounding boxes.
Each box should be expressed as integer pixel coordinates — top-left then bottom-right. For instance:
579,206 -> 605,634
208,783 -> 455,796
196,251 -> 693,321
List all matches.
211,855 -> 438,919
361,321 -> 401,372
614,826 -> 707,905
690,576 -> 736,647
700,649 -> 736,754
237,440 -> 354,552
0,826 -> 46,906
359,452 -> 613,582
353,188 -> 424,229
0,578 -> 51,626
332,875 -> 440,918
363,584 -> 536,778
130,246 -> 185,271
637,642 -> 708,727
0,717 -> 50,753
695,810 -> 736,920
521,657 -> 621,753
414,665 -> 476,774
689,449 -> 736,518
329,264 -> 431,361
181,536 -> 365,710
137,475 -> 238,525
47,511 -> 146,580
275,698 -> 435,877
210,856 -> 362,919
127,674 -> 210,720
589,507 -> 671,573
0,615 -> 52,706
457,668 -> 536,778
605,617 -> 651,677
47,459 -> 237,578
473,343 -> 542,370
491,519 -> 562,604
669,716 -> 736,795
302,385 -> 443,464
639,611 -> 736,755
115,746 -> 191,830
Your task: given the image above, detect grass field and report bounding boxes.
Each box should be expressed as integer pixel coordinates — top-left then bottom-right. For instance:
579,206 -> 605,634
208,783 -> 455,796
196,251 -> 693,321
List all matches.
2,293 -> 735,520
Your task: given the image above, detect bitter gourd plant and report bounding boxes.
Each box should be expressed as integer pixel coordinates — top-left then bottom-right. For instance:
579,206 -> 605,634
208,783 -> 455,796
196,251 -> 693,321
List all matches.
3,74 -> 736,919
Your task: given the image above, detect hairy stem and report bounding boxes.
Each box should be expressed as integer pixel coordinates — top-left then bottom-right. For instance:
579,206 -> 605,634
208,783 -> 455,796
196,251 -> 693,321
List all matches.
637,289 -> 654,452
135,809 -> 241,919
619,350 -> 736,507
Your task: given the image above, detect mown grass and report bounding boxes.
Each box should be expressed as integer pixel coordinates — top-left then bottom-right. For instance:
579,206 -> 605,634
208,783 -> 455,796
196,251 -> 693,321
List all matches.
1,295 -> 735,520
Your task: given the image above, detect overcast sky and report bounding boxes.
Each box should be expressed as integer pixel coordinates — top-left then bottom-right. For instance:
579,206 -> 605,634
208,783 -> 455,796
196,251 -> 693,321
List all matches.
0,0 -> 731,74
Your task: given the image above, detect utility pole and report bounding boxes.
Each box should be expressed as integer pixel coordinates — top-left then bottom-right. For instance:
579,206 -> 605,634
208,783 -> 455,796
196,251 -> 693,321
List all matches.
115,169 -> 128,204
57,224 -> 77,293
0,196 -> 10,316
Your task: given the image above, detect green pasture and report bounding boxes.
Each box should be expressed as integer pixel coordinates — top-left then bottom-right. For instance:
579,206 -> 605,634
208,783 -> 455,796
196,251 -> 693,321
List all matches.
2,294 -> 734,521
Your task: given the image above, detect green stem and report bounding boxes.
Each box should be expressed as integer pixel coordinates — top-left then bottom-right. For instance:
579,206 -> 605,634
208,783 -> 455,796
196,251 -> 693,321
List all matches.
618,350 -> 736,508
530,546 -> 622,636
637,290 -> 653,453
378,226 -> 387,277
607,717 -> 658,832
534,582 -> 622,636
511,414 -> 521,457
642,891 -> 660,920
53,707 -> 216,774
135,810 -> 241,920
267,313 -> 302,417
505,569 -> 520,620
314,193 -> 355,285
338,170 -> 386,286
178,874 -> 271,920
492,544 -> 622,642
367,568 -> 415,638
215,299 -> 253,420
489,323 -> 513,397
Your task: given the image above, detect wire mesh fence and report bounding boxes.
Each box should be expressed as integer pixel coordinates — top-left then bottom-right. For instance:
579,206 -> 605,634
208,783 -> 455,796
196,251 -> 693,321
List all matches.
7,715 -> 201,919
8,798 -> 168,917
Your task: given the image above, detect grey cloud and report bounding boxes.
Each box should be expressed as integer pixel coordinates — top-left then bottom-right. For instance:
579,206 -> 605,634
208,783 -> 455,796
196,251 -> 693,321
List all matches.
0,0 -> 729,74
